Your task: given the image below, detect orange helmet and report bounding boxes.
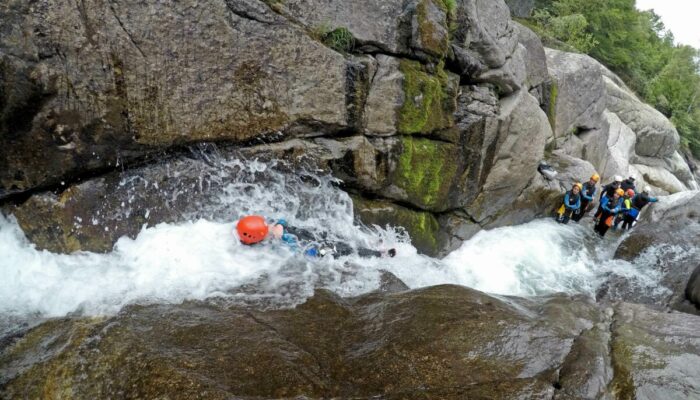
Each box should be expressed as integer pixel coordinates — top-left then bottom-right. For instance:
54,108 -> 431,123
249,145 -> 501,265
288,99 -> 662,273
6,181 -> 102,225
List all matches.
626,189 -> 635,197
615,188 -> 625,196
237,215 -> 268,245
591,173 -> 600,182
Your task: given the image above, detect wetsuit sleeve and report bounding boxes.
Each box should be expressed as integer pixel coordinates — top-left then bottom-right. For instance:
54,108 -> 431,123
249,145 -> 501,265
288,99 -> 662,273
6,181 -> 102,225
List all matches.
601,196 -> 617,213
563,192 -> 572,209
649,197 -> 658,203
285,226 -> 315,242
573,195 -> 581,210
582,188 -> 594,201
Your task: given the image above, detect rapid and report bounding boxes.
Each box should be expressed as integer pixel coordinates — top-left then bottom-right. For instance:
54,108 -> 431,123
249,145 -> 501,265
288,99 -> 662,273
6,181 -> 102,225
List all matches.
0,152 -> 674,331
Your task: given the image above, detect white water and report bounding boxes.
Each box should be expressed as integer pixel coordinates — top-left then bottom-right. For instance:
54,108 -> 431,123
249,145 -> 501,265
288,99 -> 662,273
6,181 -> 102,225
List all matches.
0,156 -> 676,322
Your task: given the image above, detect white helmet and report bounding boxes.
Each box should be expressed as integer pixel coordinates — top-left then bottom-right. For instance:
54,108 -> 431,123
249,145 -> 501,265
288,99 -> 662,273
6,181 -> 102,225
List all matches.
614,175 -> 623,183
643,185 -> 651,193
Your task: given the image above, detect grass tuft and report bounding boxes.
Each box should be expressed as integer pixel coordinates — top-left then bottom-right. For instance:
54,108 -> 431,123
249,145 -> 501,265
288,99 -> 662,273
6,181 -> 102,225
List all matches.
312,25 -> 355,54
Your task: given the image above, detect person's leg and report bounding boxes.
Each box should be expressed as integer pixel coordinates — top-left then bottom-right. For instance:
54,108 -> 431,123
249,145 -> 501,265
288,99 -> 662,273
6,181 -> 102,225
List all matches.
572,201 -> 588,222
357,248 -> 383,258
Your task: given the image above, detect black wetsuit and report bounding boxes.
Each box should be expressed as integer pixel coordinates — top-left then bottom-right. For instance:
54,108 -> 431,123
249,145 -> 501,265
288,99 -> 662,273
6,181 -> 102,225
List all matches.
599,182 -> 621,200
572,181 -> 596,222
596,182 -> 620,217
556,190 -> 581,224
594,196 -> 621,237
620,179 -> 636,192
283,226 -> 386,258
632,193 -> 658,210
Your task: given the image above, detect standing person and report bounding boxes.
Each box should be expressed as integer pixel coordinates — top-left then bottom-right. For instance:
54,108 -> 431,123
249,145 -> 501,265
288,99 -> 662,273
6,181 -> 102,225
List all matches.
594,188 -> 623,237
572,174 -> 599,222
614,189 -> 635,230
596,175 -> 623,218
556,183 -> 582,224
621,176 -> 636,192
626,186 -> 659,228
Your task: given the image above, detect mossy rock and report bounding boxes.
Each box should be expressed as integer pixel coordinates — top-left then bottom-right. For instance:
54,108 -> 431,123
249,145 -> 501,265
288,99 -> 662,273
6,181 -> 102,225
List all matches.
352,195 -> 446,256
412,0 -> 451,58
388,136 -> 463,212
397,60 -> 456,135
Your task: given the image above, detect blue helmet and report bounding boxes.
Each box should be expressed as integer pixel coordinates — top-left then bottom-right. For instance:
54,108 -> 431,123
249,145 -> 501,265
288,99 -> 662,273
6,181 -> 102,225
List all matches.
275,218 -> 288,227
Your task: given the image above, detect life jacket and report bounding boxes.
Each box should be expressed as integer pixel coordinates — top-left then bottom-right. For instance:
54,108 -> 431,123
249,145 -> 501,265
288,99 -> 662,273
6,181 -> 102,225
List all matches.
565,191 -> 581,208
622,198 -> 632,213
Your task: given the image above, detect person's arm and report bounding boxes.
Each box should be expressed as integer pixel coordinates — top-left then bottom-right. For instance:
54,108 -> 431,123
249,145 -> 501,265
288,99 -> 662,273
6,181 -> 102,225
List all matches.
564,192 -> 572,209
572,195 -> 581,210
582,188 -> 594,201
601,197 -> 616,213
649,196 -> 658,203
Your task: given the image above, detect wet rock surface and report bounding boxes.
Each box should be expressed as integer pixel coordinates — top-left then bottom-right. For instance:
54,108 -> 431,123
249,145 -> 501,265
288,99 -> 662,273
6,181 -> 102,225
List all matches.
2,285 -> 699,399
3,0 -> 697,257
0,0 -> 351,194
607,191 -> 700,312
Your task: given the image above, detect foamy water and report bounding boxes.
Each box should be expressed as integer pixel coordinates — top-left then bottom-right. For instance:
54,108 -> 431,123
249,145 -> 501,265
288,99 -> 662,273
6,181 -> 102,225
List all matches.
0,156 -> 677,321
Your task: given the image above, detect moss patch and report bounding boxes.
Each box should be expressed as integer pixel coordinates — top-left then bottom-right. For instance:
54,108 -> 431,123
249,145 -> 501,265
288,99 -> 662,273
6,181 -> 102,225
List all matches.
352,196 -> 443,256
393,136 -> 459,211
397,60 -> 455,135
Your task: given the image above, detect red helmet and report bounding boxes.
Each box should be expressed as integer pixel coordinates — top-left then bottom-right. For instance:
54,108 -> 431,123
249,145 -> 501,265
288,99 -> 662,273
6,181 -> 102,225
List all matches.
236,215 -> 268,245
626,189 -> 635,197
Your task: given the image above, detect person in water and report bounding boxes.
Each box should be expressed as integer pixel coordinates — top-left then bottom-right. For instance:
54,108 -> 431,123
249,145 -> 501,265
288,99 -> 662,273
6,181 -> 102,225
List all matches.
613,189 -> 635,230
571,174 -> 599,222
556,183 -> 582,224
594,188 -> 623,237
236,215 -> 396,258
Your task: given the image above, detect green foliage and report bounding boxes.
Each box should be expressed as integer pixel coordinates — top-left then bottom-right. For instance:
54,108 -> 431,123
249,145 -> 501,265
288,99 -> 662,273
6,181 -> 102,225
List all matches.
533,10 -> 598,52
529,0 -> 700,157
438,0 -> 457,15
312,25 -> 355,53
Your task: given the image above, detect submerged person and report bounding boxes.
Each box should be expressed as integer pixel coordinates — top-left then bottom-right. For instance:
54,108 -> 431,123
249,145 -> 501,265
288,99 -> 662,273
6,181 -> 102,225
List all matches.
236,215 -> 396,258
614,189 -> 635,230
594,188 -> 623,237
556,183 -> 582,224
571,174 -> 599,222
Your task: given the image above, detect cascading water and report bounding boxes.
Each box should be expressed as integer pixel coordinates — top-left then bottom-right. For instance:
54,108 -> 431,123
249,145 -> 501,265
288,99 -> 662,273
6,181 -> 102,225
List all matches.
0,150 -> 678,333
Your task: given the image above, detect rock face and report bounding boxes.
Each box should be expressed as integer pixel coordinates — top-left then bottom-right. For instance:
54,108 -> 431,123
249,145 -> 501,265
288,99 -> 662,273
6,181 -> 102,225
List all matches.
2,285 -> 700,399
545,49 -> 606,140
609,191 -> 700,312
544,48 -> 697,195
0,0 -> 357,195
2,0 -> 697,257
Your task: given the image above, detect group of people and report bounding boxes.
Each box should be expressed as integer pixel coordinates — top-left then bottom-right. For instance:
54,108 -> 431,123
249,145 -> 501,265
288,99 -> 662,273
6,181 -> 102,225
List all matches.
556,174 -> 658,237
236,215 -> 396,258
